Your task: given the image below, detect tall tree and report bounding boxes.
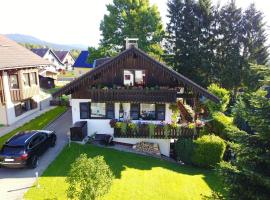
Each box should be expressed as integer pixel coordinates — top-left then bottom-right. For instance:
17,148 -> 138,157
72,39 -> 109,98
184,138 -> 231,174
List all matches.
242,3 -> 269,65
215,1 -> 244,92
220,89 -> 270,200
166,0 -> 217,86
100,0 -> 164,57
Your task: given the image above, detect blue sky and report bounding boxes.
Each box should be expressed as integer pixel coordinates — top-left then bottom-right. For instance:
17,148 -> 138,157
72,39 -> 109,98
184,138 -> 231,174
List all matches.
1,0 -> 269,47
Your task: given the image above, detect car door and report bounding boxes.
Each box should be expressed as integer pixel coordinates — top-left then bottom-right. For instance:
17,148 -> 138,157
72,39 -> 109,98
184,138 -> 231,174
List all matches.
28,136 -> 41,156
38,133 -> 48,153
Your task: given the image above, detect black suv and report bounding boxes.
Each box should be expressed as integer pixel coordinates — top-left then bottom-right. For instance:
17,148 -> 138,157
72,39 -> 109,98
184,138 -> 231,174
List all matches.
0,130 -> 56,169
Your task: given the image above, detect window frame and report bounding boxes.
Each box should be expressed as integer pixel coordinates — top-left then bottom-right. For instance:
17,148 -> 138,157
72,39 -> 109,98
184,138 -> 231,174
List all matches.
156,104 -> 166,121
23,73 -> 30,87
30,72 -> 37,85
140,103 -> 156,120
79,102 -> 90,119
9,74 -> 19,89
123,69 -> 146,87
130,103 -> 140,120
106,103 -> 115,119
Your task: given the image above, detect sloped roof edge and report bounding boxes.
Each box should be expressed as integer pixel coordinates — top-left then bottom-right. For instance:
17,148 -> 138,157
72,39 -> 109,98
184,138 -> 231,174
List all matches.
53,47 -> 219,103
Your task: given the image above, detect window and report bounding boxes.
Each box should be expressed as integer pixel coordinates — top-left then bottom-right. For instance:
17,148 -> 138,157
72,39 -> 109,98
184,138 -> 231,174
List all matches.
106,103 -> 115,119
140,104 -> 156,120
79,102 -> 90,119
9,75 -> 19,89
134,70 -> 145,86
14,99 -> 34,117
23,73 -> 30,86
91,103 -> 106,118
130,104 -> 140,120
123,70 -> 146,86
156,104 -> 166,120
30,72 -> 37,85
124,70 -> 134,86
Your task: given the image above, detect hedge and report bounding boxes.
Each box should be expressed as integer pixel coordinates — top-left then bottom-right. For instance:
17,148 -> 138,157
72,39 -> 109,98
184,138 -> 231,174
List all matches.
175,138 -> 194,164
192,135 -> 226,168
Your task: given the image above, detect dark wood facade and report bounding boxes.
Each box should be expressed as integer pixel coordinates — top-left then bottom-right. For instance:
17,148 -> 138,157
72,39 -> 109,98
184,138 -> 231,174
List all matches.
54,47 -> 219,103
72,88 -> 177,103
39,75 -> 55,89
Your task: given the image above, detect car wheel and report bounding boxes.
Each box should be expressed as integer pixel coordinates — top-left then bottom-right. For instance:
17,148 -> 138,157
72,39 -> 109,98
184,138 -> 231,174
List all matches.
50,137 -> 56,147
29,155 -> 38,169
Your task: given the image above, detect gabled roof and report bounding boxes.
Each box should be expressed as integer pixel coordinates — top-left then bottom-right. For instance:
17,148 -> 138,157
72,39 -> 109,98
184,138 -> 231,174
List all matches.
54,50 -> 69,62
54,47 -> 219,103
31,48 -> 49,57
31,48 -> 63,64
93,57 -> 111,67
0,35 -> 50,70
73,51 -> 93,68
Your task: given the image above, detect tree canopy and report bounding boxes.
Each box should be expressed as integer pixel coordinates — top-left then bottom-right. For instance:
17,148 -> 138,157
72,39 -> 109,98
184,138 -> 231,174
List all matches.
100,0 -> 165,57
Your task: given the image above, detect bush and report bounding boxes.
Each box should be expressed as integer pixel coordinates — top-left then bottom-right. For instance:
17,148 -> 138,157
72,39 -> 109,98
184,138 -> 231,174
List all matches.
204,84 -> 230,114
175,138 -> 194,164
192,135 -> 226,168
148,123 -> 157,137
66,154 -> 114,200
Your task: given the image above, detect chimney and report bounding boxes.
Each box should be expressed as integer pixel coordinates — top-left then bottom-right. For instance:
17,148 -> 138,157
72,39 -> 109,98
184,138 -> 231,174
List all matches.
125,38 -> 138,49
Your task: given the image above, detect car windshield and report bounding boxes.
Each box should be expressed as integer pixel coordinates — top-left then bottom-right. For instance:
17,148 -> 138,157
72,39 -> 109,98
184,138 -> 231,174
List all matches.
1,145 -> 25,154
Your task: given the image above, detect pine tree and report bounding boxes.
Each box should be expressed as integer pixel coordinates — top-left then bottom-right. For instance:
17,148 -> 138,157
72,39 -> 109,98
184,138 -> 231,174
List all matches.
215,1 -> 244,92
220,89 -> 270,200
166,0 -> 216,86
242,3 -> 269,65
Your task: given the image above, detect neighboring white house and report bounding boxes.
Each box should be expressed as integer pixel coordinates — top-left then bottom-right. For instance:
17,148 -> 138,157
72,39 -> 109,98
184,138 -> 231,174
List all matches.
54,50 -> 75,71
31,48 -> 65,70
0,35 -> 51,125
53,42 -> 219,157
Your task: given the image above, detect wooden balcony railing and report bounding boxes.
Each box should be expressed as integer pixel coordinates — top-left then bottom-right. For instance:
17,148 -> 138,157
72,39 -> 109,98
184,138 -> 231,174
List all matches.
10,89 -> 22,102
73,88 -> 177,103
0,91 -> 4,104
114,125 -> 199,139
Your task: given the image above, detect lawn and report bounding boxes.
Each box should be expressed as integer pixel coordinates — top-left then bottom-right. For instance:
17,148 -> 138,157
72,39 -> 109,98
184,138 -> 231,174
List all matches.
42,86 -> 62,94
25,143 -> 224,200
0,106 -> 67,148
58,71 -> 75,78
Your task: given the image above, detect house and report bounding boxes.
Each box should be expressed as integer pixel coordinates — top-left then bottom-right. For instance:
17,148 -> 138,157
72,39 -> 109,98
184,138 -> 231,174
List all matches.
31,48 -> 65,71
73,51 -> 93,77
54,50 -> 75,71
53,41 -> 219,156
0,35 -> 50,125
39,69 -> 57,89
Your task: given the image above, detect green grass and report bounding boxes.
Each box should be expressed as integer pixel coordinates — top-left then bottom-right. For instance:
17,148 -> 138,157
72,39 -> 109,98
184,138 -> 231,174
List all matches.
58,71 -> 75,78
0,106 -> 67,148
43,86 -> 62,94
25,143 -> 224,200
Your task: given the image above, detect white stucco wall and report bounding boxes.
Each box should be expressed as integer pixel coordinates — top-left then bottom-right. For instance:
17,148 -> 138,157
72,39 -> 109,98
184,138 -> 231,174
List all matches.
71,99 -> 175,156
71,99 -> 174,134
44,50 -> 64,70
113,138 -> 171,157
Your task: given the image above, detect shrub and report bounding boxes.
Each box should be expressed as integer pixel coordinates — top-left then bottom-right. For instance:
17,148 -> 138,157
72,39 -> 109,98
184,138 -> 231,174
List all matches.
192,135 -> 226,168
109,119 -> 118,128
208,112 -> 233,135
148,123 -> 157,137
204,84 -> 230,114
120,122 -> 127,134
115,122 -> 122,129
175,138 -> 194,164
128,122 -> 138,134
66,154 -> 114,200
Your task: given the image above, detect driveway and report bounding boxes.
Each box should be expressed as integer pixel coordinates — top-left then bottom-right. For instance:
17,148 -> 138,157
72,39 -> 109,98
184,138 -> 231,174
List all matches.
0,109 -> 72,200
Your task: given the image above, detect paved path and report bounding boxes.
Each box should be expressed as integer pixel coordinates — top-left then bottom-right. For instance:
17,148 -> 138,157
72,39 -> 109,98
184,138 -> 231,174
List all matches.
0,109 -> 72,200
0,106 -> 56,137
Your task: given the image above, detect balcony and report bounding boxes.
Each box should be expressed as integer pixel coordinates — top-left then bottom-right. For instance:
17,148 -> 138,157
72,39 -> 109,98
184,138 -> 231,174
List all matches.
10,85 -> 39,102
114,124 -> 199,139
72,88 -> 177,103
